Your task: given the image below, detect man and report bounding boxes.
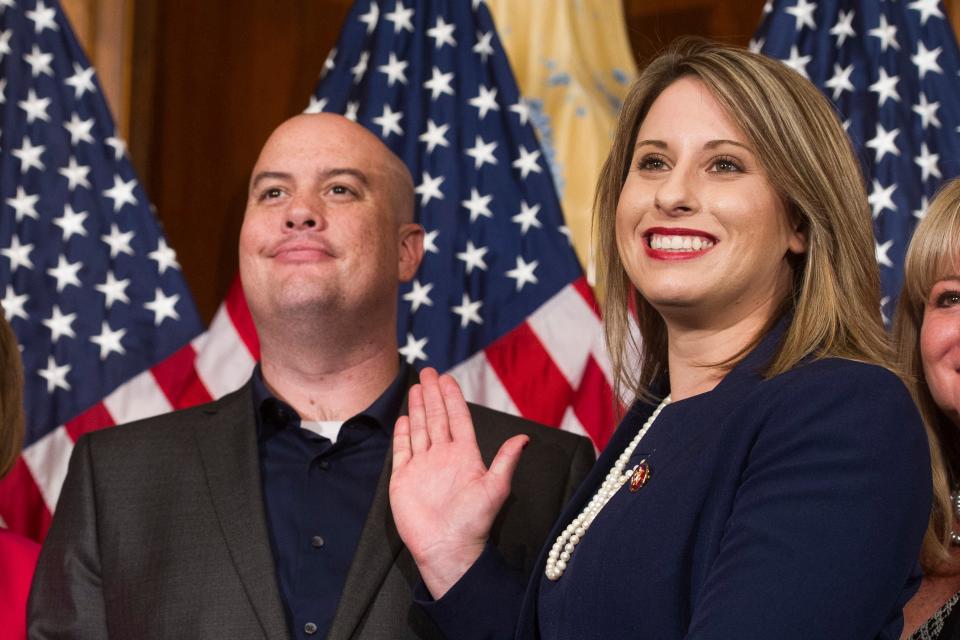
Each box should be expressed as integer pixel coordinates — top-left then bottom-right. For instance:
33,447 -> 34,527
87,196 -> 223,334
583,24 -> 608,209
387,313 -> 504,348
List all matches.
29,114 -> 595,640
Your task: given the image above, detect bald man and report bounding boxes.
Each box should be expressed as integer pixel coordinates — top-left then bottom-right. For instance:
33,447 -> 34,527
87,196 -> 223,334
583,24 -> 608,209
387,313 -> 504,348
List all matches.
28,115 -> 594,640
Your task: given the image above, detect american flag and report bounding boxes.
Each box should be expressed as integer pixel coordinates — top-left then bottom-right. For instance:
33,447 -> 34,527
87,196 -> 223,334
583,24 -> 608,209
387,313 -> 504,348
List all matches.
0,0 -> 262,541
752,0 -> 960,319
306,0 -> 614,443
0,0 -> 615,542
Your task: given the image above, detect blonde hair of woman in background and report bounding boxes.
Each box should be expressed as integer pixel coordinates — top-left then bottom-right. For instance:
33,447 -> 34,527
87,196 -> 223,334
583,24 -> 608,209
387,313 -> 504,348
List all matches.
893,178 -> 960,639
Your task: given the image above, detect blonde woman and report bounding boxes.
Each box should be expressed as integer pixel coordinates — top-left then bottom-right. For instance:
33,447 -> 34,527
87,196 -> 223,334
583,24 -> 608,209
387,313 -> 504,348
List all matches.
387,38 -> 931,639
894,178 -> 960,640
0,315 -> 40,638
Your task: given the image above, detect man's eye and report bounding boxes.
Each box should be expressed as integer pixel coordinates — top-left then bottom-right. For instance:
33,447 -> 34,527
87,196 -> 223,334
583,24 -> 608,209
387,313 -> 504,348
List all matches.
262,187 -> 283,200
329,184 -> 356,196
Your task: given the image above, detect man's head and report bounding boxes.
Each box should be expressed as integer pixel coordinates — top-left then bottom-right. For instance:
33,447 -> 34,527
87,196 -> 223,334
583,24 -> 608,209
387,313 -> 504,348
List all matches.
239,114 -> 422,337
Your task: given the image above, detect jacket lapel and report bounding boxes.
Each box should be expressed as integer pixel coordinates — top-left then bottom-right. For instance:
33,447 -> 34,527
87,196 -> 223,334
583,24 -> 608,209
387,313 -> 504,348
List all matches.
193,384 -> 290,640
326,368 -> 420,640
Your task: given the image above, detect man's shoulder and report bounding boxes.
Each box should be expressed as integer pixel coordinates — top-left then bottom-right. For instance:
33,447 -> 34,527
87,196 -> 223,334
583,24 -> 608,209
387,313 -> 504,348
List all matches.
466,402 -> 592,455
79,383 -> 253,452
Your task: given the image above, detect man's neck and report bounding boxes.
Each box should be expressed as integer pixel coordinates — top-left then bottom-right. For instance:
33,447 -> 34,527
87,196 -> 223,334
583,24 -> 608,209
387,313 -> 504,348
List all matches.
258,336 -> 401,422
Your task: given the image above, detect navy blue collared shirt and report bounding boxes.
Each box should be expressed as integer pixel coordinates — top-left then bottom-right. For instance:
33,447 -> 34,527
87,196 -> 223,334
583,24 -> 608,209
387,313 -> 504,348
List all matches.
253,364 -> 408,639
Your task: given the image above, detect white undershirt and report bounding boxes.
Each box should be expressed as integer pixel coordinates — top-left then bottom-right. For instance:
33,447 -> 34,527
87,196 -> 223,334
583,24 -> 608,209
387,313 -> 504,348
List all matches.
300,420 -> 344,443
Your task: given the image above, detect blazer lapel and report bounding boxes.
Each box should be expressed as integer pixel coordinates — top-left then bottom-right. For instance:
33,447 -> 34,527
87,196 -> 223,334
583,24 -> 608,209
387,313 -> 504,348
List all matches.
326,367 -> 419,640
325,447 -> 405,640
193,384 -> 290,640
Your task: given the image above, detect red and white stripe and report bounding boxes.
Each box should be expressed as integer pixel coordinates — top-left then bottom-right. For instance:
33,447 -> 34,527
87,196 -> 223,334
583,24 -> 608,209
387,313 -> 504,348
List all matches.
0,276 -> 614,542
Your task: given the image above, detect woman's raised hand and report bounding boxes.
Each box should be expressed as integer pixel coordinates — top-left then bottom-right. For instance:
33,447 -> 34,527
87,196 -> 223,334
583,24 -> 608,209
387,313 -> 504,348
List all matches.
389,368 -> 528,599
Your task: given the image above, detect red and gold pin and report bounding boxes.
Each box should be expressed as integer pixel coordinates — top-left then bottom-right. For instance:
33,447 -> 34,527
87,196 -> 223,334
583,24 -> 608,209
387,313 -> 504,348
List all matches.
629,460 -> 651,492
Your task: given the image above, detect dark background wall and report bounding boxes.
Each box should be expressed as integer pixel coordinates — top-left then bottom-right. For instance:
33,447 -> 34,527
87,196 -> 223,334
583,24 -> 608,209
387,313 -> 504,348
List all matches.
123,0 -> 795,321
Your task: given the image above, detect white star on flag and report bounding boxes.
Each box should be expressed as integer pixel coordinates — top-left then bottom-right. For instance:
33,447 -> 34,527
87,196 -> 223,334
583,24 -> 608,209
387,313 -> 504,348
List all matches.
398,333 -> 429,364
403,279 -> 434,312
512,146 -> 542,179
22,45 -> 53,77
1,236 -> 34,272
825,63 -> 854,99
59,156 -> 92,191
18,88 -> 50,123
65,62 -> 96,98
461,188 -> 493,222
1,286 -> 28,322
913,93 -> 941,129
868,179 -> 897,219
384,0 -> 414,33
869,68 -> 901,106
423,66 -> 455,101
426,16 -> 456,48
419,119 -> 450,153
782,45 -> 811,78
89,321 -> 127,360
511,201 -> 542,235
866,123 -> 900,162
415,172 -> 445,206
468,85 -> 500,119
912,42 -> 943,80
54,204 -> 89,241
144,288 -> 181,326
148,238 -> 180,274
101,224 -> 135,259
37,356 -> 71,394
875,239 -> 895,268
830,9 -> 855,46
25,0 -> 58,34
868,14 -> 900,52
505,256 -> 539,292
465,135 -> 498,169
63,113 -> 95,145
456,240 -> 489,274
41,305 -> 77,343
473,30 -> 494,62
6,186 -> 40,222
95,272 -> 131,308
372,104 -> 403,138
908,0 -> 944,26
786,0 -> 817,31
451,293 -> 483,328
47,255 -> 83,292
12,137 -> 45,174
914,143 -> 941,182
377,52 -> 408,86
103,175 -> 139,212
359,1 -> 379,34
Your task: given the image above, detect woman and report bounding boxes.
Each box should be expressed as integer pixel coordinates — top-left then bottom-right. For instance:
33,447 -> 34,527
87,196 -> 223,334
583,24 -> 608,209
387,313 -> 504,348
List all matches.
388,38 -> 931,639
0,315 -> 40,638
893,178 -> 960,640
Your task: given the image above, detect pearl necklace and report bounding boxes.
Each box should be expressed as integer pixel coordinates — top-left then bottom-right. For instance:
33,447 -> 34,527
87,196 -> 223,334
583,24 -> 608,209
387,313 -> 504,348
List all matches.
951,489 -> 960,546
545,396 -> 671,581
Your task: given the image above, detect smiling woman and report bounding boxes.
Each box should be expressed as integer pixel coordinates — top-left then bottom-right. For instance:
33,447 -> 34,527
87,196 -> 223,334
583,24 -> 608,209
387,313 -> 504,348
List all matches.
893,179 -> 960,639
387,37 -> 932,640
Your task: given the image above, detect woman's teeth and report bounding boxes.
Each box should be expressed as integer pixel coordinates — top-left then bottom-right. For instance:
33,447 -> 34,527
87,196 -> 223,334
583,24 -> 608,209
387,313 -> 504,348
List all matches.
648,234 -> 715,251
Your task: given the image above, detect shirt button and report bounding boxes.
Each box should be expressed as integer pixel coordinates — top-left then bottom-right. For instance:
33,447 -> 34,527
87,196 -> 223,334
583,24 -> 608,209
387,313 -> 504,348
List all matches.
318,460 -> 330,470
311,535 -> 325,548
304,622 -> 318,635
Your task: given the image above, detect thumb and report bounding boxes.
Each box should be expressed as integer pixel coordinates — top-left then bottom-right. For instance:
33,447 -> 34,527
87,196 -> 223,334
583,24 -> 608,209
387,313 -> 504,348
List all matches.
484,434 -> 529,498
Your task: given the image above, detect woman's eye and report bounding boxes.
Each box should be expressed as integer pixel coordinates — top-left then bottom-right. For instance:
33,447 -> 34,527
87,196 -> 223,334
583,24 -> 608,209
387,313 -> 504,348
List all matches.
637,155 -> 668,171
935,290 -> 960,308
711,156 -> 743,173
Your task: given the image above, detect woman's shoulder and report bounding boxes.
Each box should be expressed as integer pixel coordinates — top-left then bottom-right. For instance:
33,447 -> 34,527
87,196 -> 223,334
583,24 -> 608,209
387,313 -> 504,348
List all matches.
0,528 -> 40,570
768,356 -> 911,403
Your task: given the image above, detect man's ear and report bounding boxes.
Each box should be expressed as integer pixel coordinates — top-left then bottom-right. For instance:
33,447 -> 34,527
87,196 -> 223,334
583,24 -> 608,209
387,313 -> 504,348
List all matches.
398,223 -> 425,282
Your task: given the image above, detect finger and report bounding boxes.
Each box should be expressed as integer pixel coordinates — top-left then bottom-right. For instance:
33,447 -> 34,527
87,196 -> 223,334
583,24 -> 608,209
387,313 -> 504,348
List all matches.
419,367 -> 452,445
408,383 -> 431,454
484,435 -> 529,503
438,374 -> 476,443
392,415 -> 412,470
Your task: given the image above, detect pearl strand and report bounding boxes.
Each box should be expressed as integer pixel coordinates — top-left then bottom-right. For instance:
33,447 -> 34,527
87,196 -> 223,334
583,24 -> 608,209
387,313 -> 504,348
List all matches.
545,396 -> 671,581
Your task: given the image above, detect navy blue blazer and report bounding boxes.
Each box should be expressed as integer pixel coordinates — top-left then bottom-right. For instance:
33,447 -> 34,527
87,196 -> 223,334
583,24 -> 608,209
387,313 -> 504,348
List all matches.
422,326 -> 932,639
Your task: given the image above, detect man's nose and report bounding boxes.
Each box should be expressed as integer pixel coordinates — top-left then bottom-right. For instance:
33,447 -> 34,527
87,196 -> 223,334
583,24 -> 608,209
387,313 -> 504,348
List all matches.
284,195 -> 324,230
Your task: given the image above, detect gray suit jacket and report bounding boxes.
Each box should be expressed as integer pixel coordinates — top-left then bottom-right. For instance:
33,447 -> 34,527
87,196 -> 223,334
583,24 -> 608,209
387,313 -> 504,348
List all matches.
28,377 -> 595,639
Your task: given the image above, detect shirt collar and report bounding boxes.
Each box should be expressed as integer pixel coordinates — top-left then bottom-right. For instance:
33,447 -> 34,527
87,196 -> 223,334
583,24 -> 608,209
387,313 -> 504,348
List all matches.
251,362 -> 409,440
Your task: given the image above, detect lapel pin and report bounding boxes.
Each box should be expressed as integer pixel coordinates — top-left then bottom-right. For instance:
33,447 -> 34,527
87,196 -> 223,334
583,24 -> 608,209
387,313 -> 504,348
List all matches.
629,459 -> 651,492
